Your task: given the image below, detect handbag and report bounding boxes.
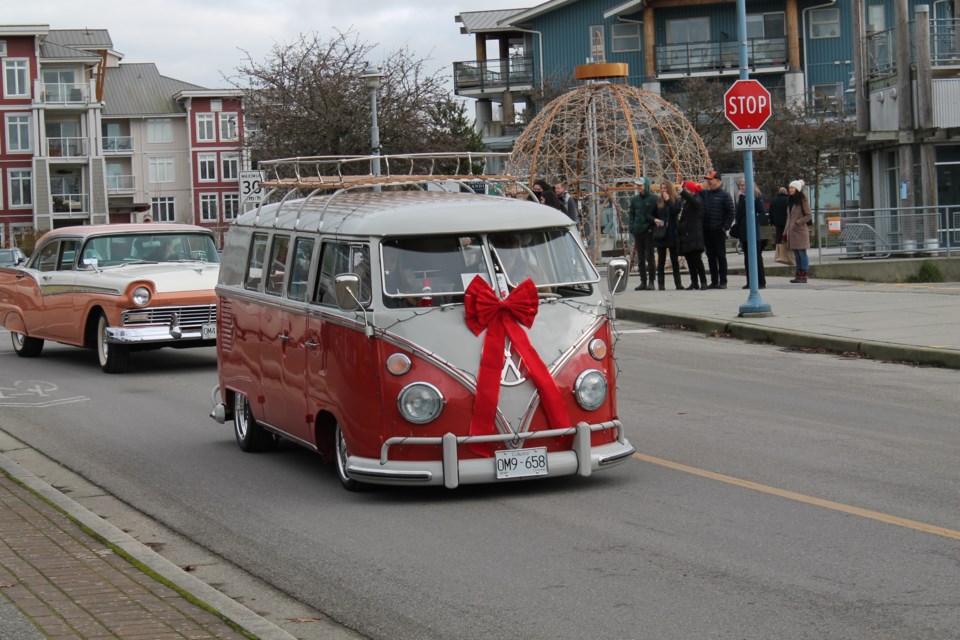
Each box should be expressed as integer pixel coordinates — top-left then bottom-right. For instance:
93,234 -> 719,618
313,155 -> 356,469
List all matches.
774,242 -> 795,266
653,222 -> 668,240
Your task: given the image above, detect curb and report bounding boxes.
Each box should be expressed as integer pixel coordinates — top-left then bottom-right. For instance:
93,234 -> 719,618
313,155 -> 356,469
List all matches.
615,307 -> 960,369
0,452 -> 298,640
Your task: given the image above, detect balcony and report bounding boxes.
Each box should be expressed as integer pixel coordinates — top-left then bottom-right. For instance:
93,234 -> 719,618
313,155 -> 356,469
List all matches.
867,18 -> 960,82
655,37 -> 787,77
103,136 -> 134,154
51,193 -> 88,214
42,82 -> 89,104
453,56 -> 535,96
106,175 -> 136,193
47,137 -> 88,158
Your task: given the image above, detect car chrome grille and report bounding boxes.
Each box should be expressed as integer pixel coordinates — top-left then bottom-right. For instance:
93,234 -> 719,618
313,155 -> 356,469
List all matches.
122,304 -> 217,328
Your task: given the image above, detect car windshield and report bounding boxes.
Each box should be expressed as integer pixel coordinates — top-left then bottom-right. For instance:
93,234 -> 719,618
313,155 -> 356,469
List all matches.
380,229 -> 597,305
80,233 -> 220,267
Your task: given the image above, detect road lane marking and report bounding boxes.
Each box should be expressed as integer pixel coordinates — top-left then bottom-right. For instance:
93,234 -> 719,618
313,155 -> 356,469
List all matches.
633,452 -> 960,541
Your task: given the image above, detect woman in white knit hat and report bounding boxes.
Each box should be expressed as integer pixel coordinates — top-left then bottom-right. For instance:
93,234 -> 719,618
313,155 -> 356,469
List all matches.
784,180 -> 813,283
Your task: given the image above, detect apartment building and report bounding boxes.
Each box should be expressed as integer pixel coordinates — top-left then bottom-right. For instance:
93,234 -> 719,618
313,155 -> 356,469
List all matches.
0,25 -> 244,249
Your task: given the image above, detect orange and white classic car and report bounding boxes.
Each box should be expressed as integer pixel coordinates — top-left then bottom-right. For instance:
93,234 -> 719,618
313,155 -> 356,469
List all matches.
0,224 -> 220,373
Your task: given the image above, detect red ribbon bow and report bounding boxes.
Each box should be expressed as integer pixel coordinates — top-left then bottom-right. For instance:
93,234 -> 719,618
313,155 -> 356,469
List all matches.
464,275 -> 570,448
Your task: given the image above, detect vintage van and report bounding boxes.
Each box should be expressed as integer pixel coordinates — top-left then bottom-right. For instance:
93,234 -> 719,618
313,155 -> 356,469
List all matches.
210,154 -> 635,489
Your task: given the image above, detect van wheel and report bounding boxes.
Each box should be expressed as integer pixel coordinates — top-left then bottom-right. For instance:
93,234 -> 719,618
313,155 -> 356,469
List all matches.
97,314 -> 129,373
233,392 -> 276,452
335,425 -> 363,491
11,331 -> 44,358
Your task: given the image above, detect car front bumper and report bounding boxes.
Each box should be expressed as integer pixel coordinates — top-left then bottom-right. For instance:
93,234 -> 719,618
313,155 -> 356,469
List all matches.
345,420 -> 635,488
105,325 -> 213,344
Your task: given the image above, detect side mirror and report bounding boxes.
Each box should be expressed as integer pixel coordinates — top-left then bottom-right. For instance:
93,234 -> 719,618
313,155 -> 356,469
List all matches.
83,257 -> 99,269
606,258 -> 629,294
334,273 -> 362,310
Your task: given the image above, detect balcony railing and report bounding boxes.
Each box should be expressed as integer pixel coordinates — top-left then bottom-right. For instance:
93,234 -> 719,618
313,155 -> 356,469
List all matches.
453,56 -> 534,94
655,37 -> 787,76
51,193 -> 88,214
47,137 -> 87,158
867,18 -> 960,81
106,175 -> 135,192
865,28 -> 896,80
42,83 -> 88,104
103,136 -> 134,153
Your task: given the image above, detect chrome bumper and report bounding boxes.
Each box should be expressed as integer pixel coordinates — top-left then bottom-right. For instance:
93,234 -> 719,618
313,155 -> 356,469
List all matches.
105,325 -> 212,344
346,421 -> 635,488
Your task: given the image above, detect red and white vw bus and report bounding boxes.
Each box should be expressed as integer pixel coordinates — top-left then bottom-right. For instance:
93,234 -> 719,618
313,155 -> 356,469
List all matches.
210,154 -> 634,489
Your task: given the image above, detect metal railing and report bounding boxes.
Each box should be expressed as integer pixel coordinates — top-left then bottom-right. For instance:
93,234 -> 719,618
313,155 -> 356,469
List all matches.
867,18 -> 960,81
42,82 -> 88,103
655,37 -> 787,75
47,137 -> 87,158
814,206 -> 958,259
51,193 -> 88,214
106,175 -> 135,192
453,56 -> 534,94
103,136 -> 134,153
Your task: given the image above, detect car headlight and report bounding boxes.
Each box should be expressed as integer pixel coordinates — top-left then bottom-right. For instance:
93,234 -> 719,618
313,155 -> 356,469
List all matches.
397,382 -> 444,424
574,370 -> 607,411
132,286 -> 152,306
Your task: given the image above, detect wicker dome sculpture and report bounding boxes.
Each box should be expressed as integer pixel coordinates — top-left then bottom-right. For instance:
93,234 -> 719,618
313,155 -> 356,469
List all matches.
508,82 -> 712,261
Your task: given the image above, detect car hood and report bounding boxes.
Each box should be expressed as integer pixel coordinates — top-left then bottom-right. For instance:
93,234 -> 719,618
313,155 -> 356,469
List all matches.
88,263 -> 220,293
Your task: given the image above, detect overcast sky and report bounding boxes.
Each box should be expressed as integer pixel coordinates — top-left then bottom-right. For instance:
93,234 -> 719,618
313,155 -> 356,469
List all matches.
6,0 -> 528,89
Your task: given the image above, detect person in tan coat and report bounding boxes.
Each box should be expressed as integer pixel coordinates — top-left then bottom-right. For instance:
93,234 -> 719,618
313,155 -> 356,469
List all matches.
784,179 -> 813,283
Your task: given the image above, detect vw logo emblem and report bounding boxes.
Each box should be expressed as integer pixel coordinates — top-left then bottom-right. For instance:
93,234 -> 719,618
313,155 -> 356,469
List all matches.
500,340 -> 526,386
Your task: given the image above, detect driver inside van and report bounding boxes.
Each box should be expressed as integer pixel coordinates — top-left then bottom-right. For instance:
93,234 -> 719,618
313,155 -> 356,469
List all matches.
491,232 -> 548,288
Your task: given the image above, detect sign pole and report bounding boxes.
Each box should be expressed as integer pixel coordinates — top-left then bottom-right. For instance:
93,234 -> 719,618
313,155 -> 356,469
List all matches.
735,0 -> 772,317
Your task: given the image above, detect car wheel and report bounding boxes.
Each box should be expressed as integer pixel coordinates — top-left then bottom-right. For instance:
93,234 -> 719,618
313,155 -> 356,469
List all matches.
233,391 -> 276,452
335,425 -> 364,491
96,314 -> 130,374
11,331 -> 43,358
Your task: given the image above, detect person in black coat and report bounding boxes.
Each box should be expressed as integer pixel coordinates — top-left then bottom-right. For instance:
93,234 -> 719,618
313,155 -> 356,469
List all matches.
732,179 -> 768,288
653,181 -> 683,290
701,170 -> 735,288
768,186 -> 789,244
677,181 -> 707,290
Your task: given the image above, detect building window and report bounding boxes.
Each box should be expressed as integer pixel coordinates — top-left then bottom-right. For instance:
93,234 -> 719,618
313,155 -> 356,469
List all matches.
747,12 -> 785,39
197,153 -> 218,182
666,17 -> 710,44
151,196 -> 175,222
810,8 -> 840,39
611,23 -> 641,53
221,154 -> 239,181
146,118 -> 173,144
8,169 -> 32,207
589,26 -> 605,63
219,113 -> 238,141
210,99 -> 222,112
3,59 -> 29,98
0,41 -> 6,57
148,157 -> 175,183
222,193 -> 240,220
5,114 -> 31,153
196,113 -> 215,142
200,193 -> 219,222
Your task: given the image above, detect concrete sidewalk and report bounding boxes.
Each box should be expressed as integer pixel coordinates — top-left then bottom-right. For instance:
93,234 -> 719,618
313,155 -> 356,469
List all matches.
614,253 -> 960,369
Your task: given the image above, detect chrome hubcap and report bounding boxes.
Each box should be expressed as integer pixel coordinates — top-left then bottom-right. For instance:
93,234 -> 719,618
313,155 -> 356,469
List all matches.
234,394 -> 248,439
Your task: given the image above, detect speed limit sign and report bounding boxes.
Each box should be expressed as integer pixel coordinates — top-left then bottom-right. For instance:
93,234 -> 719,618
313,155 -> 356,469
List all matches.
239,170 -> 265,204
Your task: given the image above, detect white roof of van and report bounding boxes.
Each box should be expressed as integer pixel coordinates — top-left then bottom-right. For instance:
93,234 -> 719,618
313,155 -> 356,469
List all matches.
237,190 -> 574,236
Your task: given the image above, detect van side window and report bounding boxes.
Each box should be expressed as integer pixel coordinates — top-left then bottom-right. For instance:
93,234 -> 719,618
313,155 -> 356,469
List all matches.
314,241 -> 371,306
264,235 -> 291,296
245,233 -> 269,291
287,238 -> 314,302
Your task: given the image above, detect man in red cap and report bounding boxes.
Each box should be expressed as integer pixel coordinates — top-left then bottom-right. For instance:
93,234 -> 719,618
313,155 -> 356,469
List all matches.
701,170 -> 735,289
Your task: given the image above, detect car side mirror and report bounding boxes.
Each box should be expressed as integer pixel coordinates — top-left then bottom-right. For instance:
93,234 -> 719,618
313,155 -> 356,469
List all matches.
606,258 -> 629,294
334,273 -> 362,310
82,258 -> 99,269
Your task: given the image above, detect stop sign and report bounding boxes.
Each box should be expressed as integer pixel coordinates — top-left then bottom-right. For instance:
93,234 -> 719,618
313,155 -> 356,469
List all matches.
724,80 -> 771,130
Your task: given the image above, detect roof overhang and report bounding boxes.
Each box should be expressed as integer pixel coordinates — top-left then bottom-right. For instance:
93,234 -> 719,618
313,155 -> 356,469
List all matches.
174,89 -> 244,100
502,0 -> 578,25
0,25 -> 50,37
604,0 -> 645,19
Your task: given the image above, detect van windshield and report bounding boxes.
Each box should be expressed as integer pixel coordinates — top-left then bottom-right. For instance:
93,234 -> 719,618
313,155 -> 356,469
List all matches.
380,229 -> 597,305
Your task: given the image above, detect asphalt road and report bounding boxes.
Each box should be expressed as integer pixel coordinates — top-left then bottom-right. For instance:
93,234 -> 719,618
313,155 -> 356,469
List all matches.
0,327 -> 958,640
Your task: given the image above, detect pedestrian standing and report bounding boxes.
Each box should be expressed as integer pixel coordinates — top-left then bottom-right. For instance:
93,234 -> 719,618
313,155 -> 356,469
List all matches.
785,179 -> 813,283
555,181 -> 579,223
653,181 -> 683,290
628,177 -> 658,290
769,186 -> 789,244
700,170 -> 735,289
536,179 -> 566,213
677,181 -> 707,290
733,179 -> 768,289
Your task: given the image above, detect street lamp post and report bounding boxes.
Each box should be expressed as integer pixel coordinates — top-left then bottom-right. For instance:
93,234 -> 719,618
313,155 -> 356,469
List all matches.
360,64 -> 383,180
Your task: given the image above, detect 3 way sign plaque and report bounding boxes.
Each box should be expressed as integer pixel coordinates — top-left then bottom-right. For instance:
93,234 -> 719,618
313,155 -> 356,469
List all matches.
731,130 -> 768,151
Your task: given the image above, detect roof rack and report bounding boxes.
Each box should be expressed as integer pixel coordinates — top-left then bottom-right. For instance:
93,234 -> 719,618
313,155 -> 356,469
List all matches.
251,152 -> 531,230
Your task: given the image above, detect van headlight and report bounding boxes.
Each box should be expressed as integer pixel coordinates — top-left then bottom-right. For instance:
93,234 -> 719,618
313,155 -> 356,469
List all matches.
132,286 -> 152,306
397,382 -> 444,424
574,370 -> 607,411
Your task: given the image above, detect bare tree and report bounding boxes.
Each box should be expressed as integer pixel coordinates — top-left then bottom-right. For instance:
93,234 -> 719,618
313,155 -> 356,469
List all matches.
228,29 -> 481,164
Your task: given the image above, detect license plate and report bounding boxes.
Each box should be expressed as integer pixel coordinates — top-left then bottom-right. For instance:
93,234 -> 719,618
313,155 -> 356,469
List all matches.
495,447 -> 549,479
202,323 -> 217,340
